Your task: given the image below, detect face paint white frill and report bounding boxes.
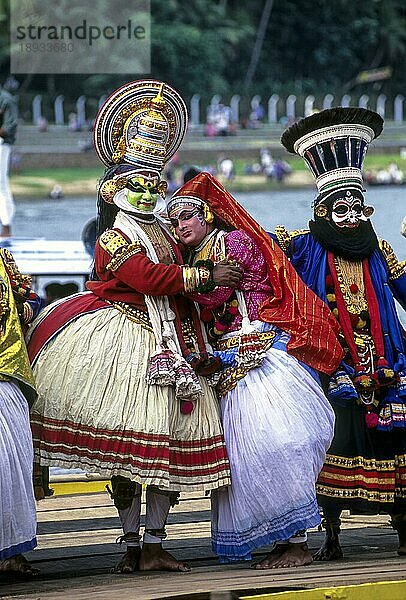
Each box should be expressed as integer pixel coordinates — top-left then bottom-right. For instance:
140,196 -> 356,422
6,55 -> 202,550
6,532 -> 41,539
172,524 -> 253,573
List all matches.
331,190 -> 366,229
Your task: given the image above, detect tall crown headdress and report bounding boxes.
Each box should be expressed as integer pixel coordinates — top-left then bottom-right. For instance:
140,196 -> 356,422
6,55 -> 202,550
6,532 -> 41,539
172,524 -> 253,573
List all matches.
281,108 -> 383,199
93,79 -> 188,203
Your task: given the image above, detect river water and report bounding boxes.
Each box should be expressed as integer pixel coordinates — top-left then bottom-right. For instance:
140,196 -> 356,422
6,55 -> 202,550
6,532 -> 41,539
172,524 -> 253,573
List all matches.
13,185 -> 406,259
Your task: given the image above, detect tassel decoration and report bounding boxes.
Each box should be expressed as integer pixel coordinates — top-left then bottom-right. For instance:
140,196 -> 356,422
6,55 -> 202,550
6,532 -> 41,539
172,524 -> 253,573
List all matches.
374,357 -> 396,385
365,410 -> 379,429
173,355 -> 203,413
146,349 -> 176,386
235,317 -> 267,370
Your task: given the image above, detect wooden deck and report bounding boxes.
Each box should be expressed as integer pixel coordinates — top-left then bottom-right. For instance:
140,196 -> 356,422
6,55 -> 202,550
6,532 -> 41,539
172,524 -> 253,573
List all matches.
1,489 -> 405,599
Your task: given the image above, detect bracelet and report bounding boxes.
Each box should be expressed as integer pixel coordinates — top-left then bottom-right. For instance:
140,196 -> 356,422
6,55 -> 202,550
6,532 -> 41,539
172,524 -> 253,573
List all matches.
195,259 -> 215,292
196,277 -> 216,293
182,266 -> 200,293
194,259 -> 214,271
182,259 -> 217,293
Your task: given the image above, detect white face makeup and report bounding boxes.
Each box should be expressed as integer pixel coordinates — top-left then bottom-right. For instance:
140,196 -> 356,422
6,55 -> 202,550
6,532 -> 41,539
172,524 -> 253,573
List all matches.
331,190 -> 366,229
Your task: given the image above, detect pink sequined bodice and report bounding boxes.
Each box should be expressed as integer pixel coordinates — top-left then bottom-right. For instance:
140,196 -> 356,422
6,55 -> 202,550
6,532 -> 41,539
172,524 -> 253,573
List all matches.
193,229 -> 273,332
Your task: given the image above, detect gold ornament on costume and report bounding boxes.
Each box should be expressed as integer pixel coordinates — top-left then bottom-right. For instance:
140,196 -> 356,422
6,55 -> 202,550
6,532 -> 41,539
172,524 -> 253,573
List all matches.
99,176 -> 127,204
0,252 -> 36,403
157,180 -> 168,197
203,204 -> 214,223
137,219 -> 175,265
170,226 -> 179,241
334,256 -> 368,314
315,203 -> 328,218
363,205 -> 374,218
122,89 -> 168,169
112,136 -> 127,164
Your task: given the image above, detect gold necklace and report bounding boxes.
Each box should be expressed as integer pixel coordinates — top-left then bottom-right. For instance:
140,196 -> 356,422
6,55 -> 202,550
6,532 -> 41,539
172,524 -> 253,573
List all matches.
193,229 -> 219,261
334,256 -> 368,314
192,229 -> 228,264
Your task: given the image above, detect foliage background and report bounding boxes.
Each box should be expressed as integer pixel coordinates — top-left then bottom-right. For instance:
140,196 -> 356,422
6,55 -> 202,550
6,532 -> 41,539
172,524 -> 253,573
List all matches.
1,0 -> 405,119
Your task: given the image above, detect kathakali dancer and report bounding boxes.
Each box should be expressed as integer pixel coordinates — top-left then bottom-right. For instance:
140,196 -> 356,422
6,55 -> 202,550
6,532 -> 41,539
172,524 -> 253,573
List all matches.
27,81 -> 241,573
167,172 -> 343,567
0,248 -> 41,576
278,107 -> 406,559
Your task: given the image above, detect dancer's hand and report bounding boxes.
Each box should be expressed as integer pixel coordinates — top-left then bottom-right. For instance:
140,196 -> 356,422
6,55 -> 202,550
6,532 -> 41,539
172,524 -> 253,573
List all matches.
213,259 -> 242,287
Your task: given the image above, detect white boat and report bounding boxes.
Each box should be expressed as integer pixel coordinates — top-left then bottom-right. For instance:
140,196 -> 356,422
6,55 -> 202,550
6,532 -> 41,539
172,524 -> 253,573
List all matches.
0,237 -> 93,295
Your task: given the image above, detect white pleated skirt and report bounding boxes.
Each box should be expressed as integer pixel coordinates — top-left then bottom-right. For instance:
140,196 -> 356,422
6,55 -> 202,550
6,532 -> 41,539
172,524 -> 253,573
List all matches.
30,304 -> 230,491
0,381 -> 37,560
211,326 -> 335,562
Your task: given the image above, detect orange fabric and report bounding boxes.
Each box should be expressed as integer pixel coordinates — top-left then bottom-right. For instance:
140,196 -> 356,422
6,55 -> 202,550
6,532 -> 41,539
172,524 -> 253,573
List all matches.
174,172 -> 344,374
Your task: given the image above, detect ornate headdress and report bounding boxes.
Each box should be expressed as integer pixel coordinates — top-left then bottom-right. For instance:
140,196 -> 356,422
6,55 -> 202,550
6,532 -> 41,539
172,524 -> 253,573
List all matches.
281,108 -> 383,202
93,79 -> 188,205
167,179 -> 214,224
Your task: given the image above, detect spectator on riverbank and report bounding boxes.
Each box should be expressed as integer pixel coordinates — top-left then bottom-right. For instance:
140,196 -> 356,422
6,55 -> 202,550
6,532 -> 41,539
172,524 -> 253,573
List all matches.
217,155 -> 235,182
260,147 -> 274,177
271,159 -> 292,183
0,77 -> 18,238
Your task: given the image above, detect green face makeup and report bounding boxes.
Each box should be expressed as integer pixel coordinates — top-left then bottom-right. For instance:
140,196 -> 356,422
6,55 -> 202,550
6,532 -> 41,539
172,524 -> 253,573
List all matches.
126,177 -> 159,212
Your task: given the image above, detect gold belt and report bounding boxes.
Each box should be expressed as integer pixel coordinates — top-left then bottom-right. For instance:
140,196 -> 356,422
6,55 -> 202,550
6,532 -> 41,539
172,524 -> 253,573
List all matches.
110,301 -> 153,331
216,329 -> 277,351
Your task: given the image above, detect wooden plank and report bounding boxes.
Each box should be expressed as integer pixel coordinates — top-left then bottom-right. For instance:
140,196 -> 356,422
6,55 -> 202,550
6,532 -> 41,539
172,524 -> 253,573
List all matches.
1,491 -> 403,600
2,559 -> 406,600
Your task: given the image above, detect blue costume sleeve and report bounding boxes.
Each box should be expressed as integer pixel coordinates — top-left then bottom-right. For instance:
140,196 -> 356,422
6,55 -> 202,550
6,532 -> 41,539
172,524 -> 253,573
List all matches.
378,239 -> 406,311
389,274 -> 406,312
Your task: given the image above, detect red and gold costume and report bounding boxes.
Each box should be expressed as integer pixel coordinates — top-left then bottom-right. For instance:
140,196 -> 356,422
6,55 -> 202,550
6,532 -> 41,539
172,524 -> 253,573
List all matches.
27,81 -> 230,495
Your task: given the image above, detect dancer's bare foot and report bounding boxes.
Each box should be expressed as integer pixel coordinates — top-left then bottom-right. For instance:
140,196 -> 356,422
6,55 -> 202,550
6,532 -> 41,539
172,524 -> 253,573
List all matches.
139,543 -> 190,572
113,547 -> 141,573
257,543 -> 313,569
252,544 -> 288,569
0,554 -> 39,576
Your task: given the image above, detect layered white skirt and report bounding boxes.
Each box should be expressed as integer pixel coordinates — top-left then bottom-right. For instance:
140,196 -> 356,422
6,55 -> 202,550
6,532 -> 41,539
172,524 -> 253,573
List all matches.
30,303 -> 230,491
211,325 -> 335,561
0,381 -> 37,560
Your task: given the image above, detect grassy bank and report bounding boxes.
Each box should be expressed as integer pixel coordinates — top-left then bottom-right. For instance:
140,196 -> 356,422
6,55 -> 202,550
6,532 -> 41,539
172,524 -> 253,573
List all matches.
10,153 -> 406,198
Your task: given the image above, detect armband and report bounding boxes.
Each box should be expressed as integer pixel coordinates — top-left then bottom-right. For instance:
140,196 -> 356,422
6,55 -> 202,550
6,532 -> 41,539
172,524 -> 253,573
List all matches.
379,239 -> 406,280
